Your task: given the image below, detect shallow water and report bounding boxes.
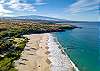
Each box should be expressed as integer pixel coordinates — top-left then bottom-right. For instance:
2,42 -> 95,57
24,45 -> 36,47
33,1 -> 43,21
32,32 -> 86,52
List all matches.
54,22 -> 100,71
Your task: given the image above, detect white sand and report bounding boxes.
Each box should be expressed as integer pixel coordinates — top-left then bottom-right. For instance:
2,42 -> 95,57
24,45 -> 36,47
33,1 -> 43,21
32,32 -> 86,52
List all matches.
15,34 -> 51,71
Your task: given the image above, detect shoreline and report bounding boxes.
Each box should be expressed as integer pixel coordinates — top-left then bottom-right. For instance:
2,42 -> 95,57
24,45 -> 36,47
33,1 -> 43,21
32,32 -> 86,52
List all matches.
54,35 -> 79,71
15,33 -> 79,71
48,33 -> 79,71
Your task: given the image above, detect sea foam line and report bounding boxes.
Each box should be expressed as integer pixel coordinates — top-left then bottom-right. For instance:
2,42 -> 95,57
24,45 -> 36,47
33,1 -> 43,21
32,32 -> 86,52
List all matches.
54,35 -> 80,71
47,33 -> 79,71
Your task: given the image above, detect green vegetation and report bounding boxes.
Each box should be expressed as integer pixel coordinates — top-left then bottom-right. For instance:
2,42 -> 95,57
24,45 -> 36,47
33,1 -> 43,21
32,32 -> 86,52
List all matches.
0,36 -> 27,71
0,20 -> 75,71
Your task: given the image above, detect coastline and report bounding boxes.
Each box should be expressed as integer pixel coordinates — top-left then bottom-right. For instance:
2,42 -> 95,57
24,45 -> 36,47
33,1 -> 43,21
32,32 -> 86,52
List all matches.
53,34 -> 79,71
48,33 -> 79,71
15,33 -> 79,71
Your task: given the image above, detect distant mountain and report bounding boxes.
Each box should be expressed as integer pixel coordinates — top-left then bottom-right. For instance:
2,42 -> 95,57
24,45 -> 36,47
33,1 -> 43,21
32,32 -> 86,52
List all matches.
0,15 -> 99,23
0,15 -> 69,23
12,15 -> 66,21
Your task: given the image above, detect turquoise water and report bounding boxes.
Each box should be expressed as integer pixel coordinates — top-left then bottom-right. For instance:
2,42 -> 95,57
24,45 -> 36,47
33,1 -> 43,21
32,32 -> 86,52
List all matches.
54,22 -> 100,71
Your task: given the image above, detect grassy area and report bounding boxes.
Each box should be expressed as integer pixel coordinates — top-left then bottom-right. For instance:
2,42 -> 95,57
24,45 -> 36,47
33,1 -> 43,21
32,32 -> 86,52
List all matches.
0,37 -> 28,71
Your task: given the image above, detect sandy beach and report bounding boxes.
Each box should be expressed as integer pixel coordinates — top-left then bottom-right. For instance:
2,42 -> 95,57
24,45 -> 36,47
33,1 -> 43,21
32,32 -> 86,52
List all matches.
15,33 -> 79,71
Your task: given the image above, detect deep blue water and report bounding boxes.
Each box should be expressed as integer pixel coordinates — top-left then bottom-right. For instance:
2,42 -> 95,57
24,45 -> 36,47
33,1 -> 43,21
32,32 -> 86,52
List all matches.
54,22 -> 100,71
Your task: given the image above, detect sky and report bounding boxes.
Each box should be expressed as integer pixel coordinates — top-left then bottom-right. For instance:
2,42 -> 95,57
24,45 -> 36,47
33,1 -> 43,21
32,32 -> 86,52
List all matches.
0,0 -> 100,21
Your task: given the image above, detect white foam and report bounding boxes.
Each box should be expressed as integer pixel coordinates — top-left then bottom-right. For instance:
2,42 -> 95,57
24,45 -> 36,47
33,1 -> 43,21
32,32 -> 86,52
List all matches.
47,33 -> 79,71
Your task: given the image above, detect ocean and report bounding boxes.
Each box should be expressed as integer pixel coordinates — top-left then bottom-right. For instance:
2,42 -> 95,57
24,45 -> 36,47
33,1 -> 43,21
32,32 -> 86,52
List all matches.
54,22 -> 100,71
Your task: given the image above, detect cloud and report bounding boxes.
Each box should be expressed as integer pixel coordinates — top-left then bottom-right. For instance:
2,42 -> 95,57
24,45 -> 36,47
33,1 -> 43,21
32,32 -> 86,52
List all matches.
66,0 -> 100,14
36,0 -> 43,3
9,3 -> 36,12
34,2 -> 47,5
34,0 -> 47,5
0,0 -> 6,4
0,0 -> 37,16
0,0 -> 13,16
0,12 -> 14,17
0,0 -> 47,16
7,0 -> 36,12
